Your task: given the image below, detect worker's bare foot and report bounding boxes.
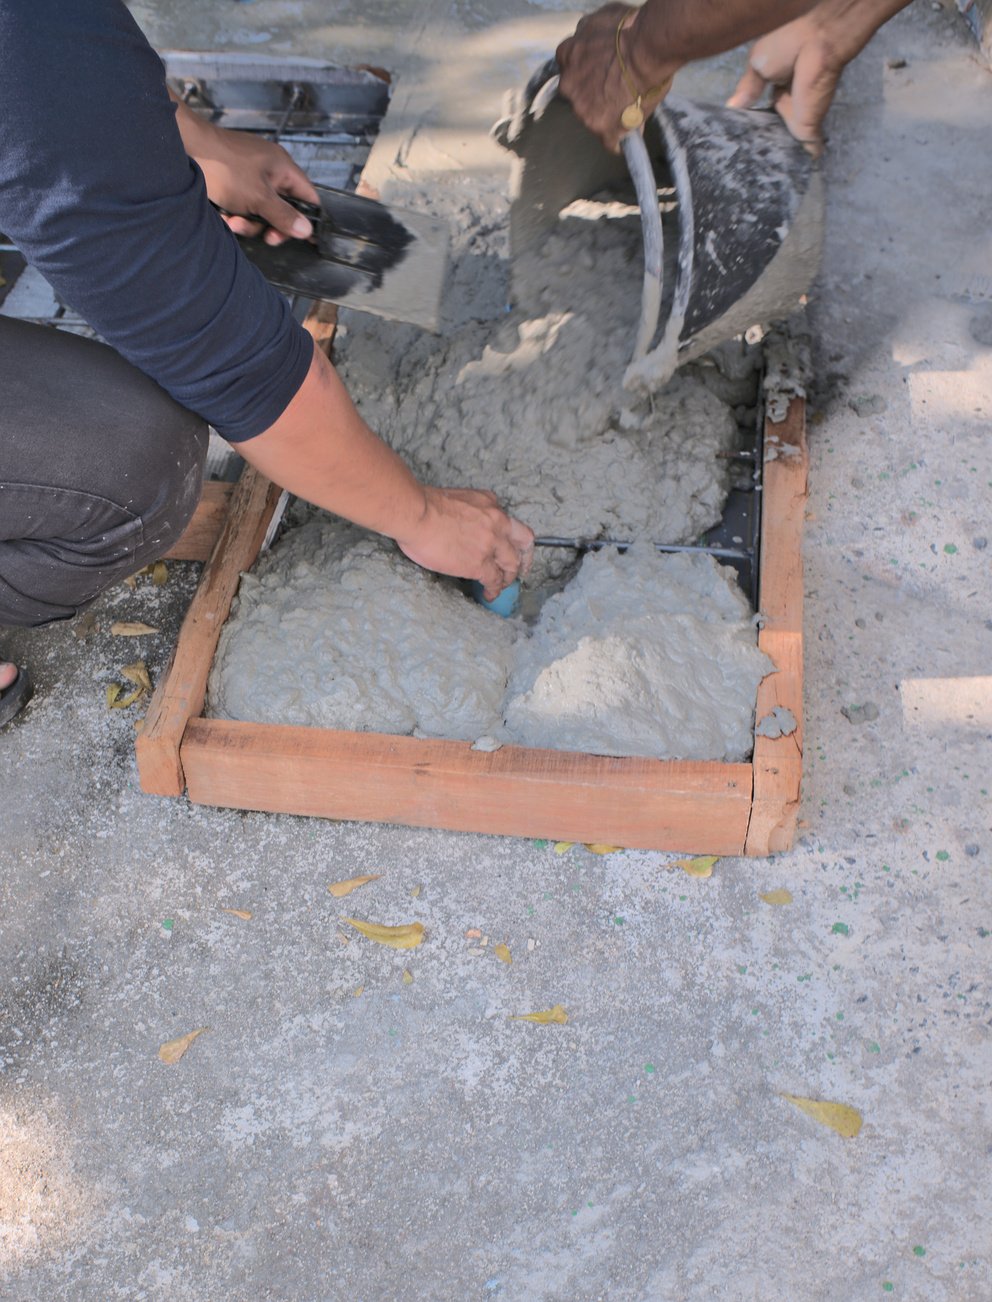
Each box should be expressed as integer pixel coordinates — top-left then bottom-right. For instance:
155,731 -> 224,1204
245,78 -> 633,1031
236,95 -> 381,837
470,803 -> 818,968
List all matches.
0,662 -> 17,692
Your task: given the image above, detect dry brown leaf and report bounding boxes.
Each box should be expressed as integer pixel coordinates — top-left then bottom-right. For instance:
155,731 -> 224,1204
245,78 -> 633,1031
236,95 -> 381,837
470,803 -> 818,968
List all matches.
353,986 -> 364,997
110,621 -> 158,637
106,683 -> 122,708
328,874 -> 381,898
760,889 -> 794,906
159,1026 -> 208,1065
585,843 -> 624,855
221,908 -> 252,921
675,855 -> 718,878
465,928 -> 482,939
553,842 -> 574,855
110,682 -> 147,713
494,943 -> 512,965
512,1004 -> 568,1025
151,560 -> 169,586
781,1094 -> 862,1138
402,970 -> 414,985
342,918 -> 425,950
121,659 -> 152,692
122,574 -> 138,591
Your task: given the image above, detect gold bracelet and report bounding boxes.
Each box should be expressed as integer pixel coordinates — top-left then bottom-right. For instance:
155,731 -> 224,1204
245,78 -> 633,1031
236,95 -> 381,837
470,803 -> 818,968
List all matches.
615,14 -> 671,130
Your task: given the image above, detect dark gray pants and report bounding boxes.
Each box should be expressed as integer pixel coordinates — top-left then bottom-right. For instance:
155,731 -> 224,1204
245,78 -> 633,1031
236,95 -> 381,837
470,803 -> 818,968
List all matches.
0,318 -> 207,628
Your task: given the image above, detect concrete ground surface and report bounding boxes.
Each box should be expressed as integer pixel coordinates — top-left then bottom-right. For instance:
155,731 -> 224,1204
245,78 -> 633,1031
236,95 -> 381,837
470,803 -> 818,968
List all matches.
2,1 -> 990,1299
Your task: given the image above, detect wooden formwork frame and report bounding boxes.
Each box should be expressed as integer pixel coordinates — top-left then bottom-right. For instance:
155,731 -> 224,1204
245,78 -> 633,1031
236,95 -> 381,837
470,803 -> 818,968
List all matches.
138,307 -> 807,855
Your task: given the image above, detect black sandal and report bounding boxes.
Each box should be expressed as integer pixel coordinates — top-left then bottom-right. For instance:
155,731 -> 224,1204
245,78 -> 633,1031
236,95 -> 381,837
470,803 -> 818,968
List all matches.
0,667 -> 33,727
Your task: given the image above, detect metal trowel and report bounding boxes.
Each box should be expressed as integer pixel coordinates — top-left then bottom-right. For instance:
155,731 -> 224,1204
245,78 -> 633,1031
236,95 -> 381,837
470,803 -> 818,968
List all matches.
236,183 -> 450,331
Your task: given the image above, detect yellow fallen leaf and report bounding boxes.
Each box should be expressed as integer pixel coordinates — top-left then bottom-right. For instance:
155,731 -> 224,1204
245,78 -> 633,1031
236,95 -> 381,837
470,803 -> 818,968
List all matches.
342,918 -> 425,950
781,1094 -> 862,1138
402,969 -> 414,984
585,843 -> 624,854
354,986 -> 364,997
675,855 -> 718,878
553,842 -> 573,855
512,1004 -> 568,1025
121,659 -> 152,692
109,685 -> 145,710
410,884 -> 422,898
328,873 -> 381,898
221,908 -> 252,921
760,889 -> 794,906
110,621 -> 158,636
494,943 -> 512,965
159,1026 -> 208,1065
151,560 -> 169,586
106,683 -> 122,708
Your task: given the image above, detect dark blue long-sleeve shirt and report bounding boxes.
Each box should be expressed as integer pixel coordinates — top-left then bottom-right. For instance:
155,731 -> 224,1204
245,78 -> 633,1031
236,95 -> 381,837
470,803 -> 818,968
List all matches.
0,0 -> 311,441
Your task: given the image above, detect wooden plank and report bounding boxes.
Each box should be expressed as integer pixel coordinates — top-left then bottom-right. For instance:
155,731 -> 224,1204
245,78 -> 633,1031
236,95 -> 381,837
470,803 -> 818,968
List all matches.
745,396 -> 808,856
136,467 -> 283,796
164,480 -> 234,563
302,299 -> 338,357
181,719 -> 753,853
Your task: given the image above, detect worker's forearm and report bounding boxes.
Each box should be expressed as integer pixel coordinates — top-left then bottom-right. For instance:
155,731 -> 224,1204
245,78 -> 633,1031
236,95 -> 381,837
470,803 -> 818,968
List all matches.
630,0 -> 817,71
237,342 -> 429,542
630,0 -> 906,80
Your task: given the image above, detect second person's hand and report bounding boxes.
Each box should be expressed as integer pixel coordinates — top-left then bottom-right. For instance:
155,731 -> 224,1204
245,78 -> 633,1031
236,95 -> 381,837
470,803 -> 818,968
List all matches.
395,487 -> 535,601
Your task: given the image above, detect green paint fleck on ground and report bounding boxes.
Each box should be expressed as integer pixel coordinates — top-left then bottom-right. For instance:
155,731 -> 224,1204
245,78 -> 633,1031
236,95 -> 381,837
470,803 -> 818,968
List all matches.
533,839 -> 548,849
832,922 -> 850,936
912,1246 -> 926,1258
936,850 -> 949,862
797,973 -> 812,982
678,895 -> 687,901
644,1063 -> 656,1074
869,1042 -> 881,1053
836,1012 -> 844,1021
882,1284 -> 894,1293
161,918 -> 174,932
943,543 -> 957,554
613,916 -> 625,926
883,864 -> 891,872
738,965 -> 748,975
751,1008 -> 760,1016
628,1094 -> 637,1103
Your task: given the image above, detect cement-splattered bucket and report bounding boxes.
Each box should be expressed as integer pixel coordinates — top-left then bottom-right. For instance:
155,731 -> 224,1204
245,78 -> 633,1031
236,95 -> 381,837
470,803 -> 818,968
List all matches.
494,61 -> 824,388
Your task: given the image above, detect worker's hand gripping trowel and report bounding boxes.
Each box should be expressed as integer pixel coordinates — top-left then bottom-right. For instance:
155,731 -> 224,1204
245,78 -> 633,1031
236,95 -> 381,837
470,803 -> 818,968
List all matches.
493,60 -> 824,389
235,183 -> 450,332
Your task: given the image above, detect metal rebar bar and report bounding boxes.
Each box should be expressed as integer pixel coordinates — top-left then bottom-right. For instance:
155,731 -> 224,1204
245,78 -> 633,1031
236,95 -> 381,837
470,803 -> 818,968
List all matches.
533,537 -> 752,561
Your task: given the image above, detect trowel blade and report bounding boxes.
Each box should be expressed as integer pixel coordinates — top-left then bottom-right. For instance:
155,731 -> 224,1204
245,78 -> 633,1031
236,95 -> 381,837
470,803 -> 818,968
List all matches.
239,189 -> 450,332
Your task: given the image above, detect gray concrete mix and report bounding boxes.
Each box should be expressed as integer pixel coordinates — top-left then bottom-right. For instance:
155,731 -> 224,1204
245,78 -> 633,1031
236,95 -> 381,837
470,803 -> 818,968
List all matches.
1,2 -> 990,1299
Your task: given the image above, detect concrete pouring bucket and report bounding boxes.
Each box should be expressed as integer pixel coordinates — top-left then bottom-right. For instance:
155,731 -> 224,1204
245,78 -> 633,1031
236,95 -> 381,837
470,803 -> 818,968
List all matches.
493,60 -> 824,389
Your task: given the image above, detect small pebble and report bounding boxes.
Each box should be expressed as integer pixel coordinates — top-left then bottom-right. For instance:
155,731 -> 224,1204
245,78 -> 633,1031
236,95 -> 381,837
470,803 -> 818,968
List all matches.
848,393 -> 888,417
964,843 -> 980,857
841,702 -> 879,724
527,938 -> 536,951
973,536 -> 988,551
855,617 -> 866,629
886,56 -> 907,69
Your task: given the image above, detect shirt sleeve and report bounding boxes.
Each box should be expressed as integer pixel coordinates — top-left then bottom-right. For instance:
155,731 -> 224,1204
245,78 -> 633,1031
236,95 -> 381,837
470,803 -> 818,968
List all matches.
0,0 -> 312,442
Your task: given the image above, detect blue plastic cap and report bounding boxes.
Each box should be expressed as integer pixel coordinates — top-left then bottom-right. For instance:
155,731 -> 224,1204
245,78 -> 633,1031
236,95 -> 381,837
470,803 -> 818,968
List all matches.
470,579 -> 520,618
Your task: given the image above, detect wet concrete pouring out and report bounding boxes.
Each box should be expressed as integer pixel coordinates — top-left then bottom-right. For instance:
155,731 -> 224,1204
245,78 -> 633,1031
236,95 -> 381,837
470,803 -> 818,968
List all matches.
210,186 -> 776,760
